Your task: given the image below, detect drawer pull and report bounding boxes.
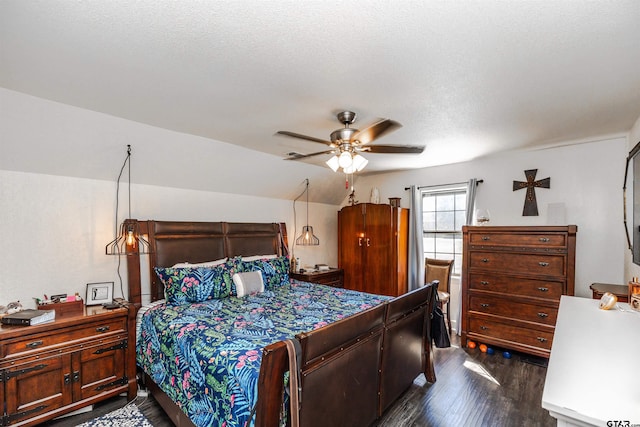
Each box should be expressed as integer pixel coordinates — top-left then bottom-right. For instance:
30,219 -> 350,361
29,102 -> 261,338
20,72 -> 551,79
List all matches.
538,262 -> 549,267
480,281 -> 489,285
73,371 -> 80,383
480,326 -> 489,330
539,237 -> 550,242
481,258 -> 489,263
537,337 -> 548,343
96,326 -> 110,333
481,236 -> 490,241
480,303 -> 490,308
64,373 -> 71,385
537,312 -> 549,318
26,340 -> 43,349
538,287 -> 549,292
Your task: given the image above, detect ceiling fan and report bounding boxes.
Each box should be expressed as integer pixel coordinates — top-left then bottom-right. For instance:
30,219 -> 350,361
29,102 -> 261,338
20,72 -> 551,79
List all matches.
277,111 -> 425,174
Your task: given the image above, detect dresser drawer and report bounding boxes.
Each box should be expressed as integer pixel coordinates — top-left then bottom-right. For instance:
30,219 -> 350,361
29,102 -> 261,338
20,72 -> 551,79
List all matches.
469,232 -> 567,248
469,251 -> 565,277
2,317 -> 127,358
468,317 -> 554,351
469,296 -> 558,326
469,273 -> 564,300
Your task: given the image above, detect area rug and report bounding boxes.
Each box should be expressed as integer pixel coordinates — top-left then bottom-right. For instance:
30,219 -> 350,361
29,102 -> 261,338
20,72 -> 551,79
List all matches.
76,404 -> 153,427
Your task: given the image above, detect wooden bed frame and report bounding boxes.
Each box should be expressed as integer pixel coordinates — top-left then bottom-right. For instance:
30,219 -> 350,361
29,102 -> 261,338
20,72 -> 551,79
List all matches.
126,219 -> 436,427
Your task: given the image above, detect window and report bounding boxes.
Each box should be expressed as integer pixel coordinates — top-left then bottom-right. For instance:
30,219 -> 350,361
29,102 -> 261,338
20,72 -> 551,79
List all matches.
422,184 -> 468,275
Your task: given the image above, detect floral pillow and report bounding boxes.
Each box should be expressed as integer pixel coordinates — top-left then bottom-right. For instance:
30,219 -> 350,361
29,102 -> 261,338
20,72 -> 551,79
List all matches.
154,262 -> 234,304
235,255 -> 290,290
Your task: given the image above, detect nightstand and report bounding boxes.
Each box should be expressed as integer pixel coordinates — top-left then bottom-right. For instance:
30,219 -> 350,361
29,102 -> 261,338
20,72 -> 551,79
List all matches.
0,303 -> 136,426
291,268 -> 344,288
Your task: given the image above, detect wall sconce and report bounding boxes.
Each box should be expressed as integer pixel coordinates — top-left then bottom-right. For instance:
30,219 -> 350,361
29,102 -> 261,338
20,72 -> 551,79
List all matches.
105,145 -> 150,255
294,179 -> 320,246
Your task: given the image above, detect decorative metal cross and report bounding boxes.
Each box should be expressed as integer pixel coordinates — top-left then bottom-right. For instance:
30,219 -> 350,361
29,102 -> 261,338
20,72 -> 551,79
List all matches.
513,169 -> 550,216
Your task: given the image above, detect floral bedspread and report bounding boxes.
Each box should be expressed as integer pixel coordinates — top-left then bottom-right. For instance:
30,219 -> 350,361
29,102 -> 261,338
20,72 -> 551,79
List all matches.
136,280 -> 390,427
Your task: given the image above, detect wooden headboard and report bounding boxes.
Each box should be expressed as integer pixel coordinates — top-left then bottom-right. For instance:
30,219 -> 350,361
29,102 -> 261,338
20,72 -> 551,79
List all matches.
126,220 -> 288,306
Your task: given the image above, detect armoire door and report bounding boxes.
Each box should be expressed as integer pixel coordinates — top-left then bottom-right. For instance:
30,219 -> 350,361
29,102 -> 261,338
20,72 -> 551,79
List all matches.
361,204 -> 394,296
338,204 -> 365,292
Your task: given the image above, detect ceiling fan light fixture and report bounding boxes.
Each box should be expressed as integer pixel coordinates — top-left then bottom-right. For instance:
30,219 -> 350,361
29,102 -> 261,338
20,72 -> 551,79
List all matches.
338,151 -> 353,168
326,155 -> 340,172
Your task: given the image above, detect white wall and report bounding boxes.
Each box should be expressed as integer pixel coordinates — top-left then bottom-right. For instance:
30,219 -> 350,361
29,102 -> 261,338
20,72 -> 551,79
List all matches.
355,136 -> 628,331
0,170 -> 338,308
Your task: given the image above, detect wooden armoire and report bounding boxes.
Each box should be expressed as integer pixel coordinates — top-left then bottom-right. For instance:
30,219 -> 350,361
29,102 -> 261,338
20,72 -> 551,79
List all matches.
338,203 -> 409,296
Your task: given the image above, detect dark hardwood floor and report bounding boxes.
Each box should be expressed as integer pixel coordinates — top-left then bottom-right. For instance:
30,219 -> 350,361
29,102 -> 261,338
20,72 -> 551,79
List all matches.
45,336 -> 554,427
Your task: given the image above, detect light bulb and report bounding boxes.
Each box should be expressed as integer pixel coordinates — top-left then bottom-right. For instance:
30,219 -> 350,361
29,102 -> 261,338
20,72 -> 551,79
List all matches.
126,229 -> 135,246
338,151 -> 353,168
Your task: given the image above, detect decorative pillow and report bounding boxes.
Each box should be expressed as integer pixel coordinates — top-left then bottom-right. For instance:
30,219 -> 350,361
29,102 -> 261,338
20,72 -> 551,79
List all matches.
171,257 -> 227,268
154,263 -> 234,304
236,255 -> 290,289
232,271 -> 264,297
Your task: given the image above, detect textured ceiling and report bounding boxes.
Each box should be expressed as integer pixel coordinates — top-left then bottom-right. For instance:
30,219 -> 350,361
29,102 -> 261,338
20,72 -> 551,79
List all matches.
1,1 -> 640,184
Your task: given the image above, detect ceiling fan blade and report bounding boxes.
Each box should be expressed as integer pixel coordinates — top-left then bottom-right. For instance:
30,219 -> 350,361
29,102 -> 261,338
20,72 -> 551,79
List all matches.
361,145 -> 425,154
352,119 -> 402,145
276,131 -> 333,146
284,150 -> 335,160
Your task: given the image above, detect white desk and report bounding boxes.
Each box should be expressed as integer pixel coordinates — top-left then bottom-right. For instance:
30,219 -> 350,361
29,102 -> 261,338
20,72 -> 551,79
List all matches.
542,296 -> 640,427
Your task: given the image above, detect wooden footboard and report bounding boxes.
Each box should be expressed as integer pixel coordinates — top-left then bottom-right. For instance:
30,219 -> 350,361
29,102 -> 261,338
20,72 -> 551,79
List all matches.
254,283 -> 437,427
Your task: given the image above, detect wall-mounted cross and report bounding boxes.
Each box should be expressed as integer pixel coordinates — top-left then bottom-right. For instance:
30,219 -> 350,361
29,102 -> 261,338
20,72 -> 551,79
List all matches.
513,169 -> 550,216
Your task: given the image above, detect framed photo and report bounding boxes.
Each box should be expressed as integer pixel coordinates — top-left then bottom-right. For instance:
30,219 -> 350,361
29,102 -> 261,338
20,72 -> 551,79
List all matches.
85,282 -> 114,306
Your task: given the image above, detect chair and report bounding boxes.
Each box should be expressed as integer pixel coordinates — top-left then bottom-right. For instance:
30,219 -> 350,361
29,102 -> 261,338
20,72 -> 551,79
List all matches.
425,258 -> 454,335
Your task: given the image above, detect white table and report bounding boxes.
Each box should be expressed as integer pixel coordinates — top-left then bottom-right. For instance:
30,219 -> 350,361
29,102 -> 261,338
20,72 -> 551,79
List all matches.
542,296 -> 640,426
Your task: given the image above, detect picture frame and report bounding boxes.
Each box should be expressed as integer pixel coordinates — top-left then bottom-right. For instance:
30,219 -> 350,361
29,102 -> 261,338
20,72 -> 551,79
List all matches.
85,282 -> 114,306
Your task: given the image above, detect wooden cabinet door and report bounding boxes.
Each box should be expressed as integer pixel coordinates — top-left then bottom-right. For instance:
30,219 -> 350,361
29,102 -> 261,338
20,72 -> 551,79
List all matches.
339,204 -> 366,292
4,355 -> 71,425
74,339 -> 127,401
362,204 -> 395,296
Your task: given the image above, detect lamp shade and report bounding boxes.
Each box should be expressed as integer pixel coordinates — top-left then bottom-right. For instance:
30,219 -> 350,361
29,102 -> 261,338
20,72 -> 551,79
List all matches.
326,155 -> 340,172
338,151 -> 353,168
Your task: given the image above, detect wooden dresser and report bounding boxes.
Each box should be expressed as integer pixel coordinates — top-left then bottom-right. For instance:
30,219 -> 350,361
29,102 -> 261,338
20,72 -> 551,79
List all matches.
461,225 -> 577,358
0,304 -> 137,426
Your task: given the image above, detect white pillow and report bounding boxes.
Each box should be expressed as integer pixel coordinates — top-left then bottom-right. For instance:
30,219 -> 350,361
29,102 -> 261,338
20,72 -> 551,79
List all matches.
171,257 -> 227,268
241,254 -> 278,262
233,271 -> 264,297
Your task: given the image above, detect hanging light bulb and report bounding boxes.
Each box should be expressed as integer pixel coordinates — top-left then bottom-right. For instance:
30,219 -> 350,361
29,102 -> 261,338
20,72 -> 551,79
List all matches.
295,179 -> 320,246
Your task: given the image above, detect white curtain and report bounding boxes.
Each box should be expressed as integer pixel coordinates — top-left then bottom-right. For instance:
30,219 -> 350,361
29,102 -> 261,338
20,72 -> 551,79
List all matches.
408,185 -> 424,291
456,178 -> 478,334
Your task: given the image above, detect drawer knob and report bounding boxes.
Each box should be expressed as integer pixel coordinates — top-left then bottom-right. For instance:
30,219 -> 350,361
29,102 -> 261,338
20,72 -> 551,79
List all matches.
538,262 -> 549,267
539,237 -> 550,242
96,326 -> 110,333
481,236 -> 490,241
481,258 -> 489,263
537,312 -> 549,318
537,337 -> 548,343
26,340 -> 43,349
480,326 -> 489,330
538,287 -> 549,292
480,281 -> 489,285
480,303 -> 490,308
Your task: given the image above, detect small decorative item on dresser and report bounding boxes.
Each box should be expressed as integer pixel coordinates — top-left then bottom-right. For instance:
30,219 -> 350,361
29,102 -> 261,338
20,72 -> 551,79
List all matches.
629,278 -> 640,311
370,187 -> 380,204
86,281 -> 114,306
389,197 -> 401,207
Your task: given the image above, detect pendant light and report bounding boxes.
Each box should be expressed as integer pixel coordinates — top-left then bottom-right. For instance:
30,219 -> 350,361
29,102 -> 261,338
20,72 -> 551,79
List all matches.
105,145 -> 150,255
295,179 -> 320,246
